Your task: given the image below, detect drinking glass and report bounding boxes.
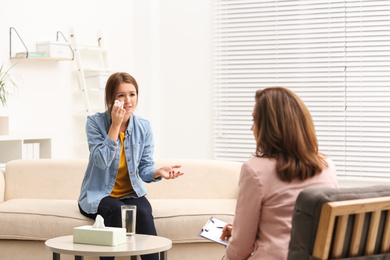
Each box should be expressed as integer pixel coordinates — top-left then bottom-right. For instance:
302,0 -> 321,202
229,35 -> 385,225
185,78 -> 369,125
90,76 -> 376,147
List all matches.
121,205 -> 137,236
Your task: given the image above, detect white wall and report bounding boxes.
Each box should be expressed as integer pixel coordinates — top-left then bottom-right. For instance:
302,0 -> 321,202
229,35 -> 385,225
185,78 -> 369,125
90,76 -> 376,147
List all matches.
131,0 -> 214,159
0,0 -> 214,161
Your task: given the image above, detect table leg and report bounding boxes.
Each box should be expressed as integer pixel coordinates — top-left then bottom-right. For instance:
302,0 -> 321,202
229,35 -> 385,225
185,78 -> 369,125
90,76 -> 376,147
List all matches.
75,256 -> 84,260
160,251 -> 167,260
130,256 -> 137,260
53,252 -> 60,260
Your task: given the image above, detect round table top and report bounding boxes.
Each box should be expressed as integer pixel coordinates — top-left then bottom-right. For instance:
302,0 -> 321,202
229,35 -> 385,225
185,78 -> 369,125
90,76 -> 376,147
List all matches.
45,234 -> 172,257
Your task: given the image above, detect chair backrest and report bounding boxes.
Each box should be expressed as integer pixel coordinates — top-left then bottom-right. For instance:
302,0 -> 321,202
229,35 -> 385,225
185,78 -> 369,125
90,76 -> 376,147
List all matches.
313,196 -> 390,259
288,185 -> 390,260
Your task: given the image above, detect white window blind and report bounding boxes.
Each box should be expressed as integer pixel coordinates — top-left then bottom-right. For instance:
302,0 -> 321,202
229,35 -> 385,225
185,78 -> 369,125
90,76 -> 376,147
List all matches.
213,0 -> 390,179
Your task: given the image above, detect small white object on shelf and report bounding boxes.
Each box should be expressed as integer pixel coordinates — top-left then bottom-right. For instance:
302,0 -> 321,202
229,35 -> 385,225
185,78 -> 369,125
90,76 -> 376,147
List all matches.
36,41 -> 72,59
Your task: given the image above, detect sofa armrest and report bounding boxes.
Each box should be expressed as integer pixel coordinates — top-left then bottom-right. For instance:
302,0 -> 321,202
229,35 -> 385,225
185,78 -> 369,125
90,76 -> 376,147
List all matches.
0,169 -> 4,202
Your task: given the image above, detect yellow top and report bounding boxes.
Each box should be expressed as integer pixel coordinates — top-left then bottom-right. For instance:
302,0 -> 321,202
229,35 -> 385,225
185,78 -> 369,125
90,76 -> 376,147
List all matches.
110,131 -> 134,198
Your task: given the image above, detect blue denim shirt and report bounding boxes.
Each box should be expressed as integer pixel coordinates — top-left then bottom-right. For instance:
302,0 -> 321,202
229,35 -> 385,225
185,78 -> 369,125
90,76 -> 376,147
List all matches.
78,111 -> 160,214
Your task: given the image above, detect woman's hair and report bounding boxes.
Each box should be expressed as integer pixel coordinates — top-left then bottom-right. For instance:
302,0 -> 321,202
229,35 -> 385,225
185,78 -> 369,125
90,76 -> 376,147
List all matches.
105,72 -> 139,114
253,87 -> 327,182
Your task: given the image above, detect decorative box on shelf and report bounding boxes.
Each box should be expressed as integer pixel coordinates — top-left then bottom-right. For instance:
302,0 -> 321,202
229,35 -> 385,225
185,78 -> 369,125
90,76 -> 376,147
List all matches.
36,41 -> 72,59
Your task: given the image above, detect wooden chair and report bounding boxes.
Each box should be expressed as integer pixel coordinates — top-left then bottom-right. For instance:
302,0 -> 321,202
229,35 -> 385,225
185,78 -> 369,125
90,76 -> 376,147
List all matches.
287,186 -> 390,260
312,196 -> 390,260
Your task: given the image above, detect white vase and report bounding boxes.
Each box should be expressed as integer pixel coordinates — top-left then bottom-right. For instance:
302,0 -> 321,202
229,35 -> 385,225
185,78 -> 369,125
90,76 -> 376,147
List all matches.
0,116 -> 9,135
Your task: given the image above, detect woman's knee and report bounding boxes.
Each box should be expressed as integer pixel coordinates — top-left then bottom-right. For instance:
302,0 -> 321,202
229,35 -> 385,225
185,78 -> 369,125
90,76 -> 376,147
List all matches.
98,197 -> 123,227
136,201 -> 153,219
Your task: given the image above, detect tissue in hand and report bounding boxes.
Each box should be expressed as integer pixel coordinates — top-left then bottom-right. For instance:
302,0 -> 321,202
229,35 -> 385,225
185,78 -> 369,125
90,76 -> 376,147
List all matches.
73,215 -> 127,246
114,100 -> 124,108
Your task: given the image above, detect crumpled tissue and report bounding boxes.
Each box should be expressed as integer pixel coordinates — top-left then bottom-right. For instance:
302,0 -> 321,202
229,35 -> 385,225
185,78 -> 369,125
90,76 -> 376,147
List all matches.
73,214 -> 126,246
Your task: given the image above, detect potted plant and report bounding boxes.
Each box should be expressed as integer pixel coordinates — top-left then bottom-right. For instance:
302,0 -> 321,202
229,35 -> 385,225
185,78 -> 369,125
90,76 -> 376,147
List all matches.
0,63 -> 17,135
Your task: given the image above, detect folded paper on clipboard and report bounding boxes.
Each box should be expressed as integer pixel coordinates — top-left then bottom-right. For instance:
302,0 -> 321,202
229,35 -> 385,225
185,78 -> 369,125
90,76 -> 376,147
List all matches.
198,217 -> 228,246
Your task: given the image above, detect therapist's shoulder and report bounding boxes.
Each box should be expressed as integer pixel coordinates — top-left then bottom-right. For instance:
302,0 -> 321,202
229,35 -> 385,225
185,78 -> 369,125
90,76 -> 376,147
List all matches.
244,156 -> 276,170
323,156 -> 338,178
241,157 -> 276,178
320,154 -> 337,173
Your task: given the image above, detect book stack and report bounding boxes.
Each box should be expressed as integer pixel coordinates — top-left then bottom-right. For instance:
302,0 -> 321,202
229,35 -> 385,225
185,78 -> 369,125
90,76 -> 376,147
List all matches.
15,52 -> 46,58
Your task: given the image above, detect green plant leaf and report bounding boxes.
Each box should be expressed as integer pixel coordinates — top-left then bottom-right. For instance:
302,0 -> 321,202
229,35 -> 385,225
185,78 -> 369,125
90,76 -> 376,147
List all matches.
0,63 -> 17,107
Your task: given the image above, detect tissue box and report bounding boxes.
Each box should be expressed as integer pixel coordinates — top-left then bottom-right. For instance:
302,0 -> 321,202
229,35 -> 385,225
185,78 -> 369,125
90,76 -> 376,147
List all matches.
73,225 -> 127,246
36,41 -> 71,59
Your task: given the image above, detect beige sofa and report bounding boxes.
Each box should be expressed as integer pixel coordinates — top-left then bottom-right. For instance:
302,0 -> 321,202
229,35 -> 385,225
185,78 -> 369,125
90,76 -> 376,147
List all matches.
0,158 -> 242,260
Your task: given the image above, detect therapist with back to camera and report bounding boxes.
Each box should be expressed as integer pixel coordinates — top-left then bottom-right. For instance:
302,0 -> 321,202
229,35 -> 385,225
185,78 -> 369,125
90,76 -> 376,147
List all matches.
220,87 -> 337,260
78,72 -> 184,260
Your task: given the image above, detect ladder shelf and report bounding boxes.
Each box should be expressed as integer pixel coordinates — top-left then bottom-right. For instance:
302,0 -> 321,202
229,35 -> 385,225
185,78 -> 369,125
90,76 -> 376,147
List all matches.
69,28 -> 111,115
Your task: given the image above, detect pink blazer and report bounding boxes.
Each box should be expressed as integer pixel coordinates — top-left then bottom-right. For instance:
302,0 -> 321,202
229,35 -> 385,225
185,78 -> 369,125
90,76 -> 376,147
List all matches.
223,157 -> 338,260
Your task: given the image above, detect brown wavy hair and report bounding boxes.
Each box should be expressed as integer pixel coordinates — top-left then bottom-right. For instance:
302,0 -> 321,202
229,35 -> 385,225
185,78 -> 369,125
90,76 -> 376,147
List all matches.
105,72 -> 139,114
253,87 -> 327,182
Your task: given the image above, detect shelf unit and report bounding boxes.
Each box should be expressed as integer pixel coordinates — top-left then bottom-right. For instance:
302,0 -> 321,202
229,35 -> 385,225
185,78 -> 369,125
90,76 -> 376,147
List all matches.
69,28 -> 110,114
0,136 -> 52,168
9,27 -> 74,61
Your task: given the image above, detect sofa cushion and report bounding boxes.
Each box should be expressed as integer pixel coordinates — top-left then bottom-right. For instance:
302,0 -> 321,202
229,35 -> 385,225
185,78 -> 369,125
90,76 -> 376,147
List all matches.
0,198 -> 235,243
0,199 -> 92,240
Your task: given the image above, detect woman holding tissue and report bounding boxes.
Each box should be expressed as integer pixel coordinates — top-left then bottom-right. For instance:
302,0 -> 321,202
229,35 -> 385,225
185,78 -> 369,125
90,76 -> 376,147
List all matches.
220,87 -> 337,260
78,72 -> 183,260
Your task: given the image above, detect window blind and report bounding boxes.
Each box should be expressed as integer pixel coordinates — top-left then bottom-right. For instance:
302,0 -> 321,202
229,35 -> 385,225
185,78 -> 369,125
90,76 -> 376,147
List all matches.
213,0 -> 390,179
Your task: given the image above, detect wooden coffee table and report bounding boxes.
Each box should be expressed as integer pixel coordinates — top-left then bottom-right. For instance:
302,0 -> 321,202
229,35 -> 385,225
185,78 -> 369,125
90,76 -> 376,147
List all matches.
45,234 -> 172,260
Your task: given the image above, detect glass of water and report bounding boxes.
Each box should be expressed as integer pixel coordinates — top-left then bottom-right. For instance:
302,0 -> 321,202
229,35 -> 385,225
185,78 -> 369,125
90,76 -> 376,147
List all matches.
121,205 -> 137,236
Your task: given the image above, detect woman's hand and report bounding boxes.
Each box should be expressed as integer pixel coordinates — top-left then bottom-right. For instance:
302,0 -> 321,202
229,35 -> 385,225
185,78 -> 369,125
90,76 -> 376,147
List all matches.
153,165 -> 184,180
220,223 -> 233,241
107,102 -> 126,141
111,101 -> 126,127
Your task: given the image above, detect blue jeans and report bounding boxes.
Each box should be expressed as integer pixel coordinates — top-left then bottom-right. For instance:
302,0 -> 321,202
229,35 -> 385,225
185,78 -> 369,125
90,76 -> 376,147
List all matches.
79,196 -> 158,260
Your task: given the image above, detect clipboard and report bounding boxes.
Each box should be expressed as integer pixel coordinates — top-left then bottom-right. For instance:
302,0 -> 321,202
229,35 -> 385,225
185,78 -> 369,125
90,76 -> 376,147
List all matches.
198,217 -> 229,246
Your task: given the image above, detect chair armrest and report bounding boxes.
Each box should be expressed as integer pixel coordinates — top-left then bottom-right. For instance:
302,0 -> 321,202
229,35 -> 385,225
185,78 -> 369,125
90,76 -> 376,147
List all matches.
0,169 -> 4,202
